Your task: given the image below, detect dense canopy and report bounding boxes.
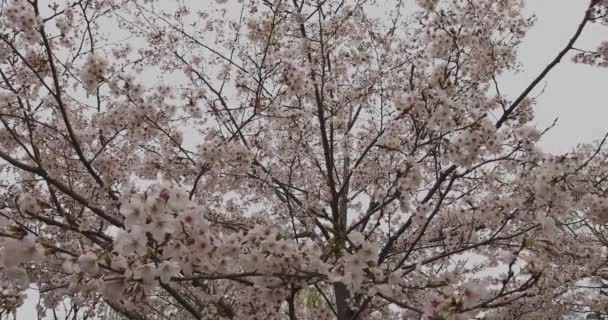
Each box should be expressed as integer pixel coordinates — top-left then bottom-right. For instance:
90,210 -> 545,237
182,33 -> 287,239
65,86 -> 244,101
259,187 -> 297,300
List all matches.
1,0 -> 608,319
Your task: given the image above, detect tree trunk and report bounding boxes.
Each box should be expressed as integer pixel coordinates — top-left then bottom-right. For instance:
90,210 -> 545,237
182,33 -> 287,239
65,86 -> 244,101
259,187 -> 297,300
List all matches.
334,282 -> 355,320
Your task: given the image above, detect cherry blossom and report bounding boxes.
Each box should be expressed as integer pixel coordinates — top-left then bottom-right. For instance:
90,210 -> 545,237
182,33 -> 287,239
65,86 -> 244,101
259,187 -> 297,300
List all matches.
0,0 -> 607,319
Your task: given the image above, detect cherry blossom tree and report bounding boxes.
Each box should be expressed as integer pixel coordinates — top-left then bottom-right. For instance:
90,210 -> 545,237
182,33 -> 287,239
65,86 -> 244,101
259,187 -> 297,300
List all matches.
1,0 -> 608,319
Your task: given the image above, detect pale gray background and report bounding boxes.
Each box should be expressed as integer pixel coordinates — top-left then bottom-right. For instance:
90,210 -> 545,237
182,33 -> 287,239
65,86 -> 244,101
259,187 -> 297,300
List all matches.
13,0 -> 608,318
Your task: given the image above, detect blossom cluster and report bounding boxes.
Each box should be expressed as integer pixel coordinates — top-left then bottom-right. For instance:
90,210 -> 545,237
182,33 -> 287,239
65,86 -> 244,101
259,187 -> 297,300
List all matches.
416,0 -> 439,11
397,165 -> 423,207
3,0 -> 41,44
584,194 -> 608,224
573,41 -> 608,67
422,281 -> 490,320
448,119 -> 497,166
0,235 -> 44,290
334,232 -> 380,293
80,54 -> 109,93
55,7 -> 76,47
9,183 -> 381,308
429,103 -> 456,131
284,61 -> 311,96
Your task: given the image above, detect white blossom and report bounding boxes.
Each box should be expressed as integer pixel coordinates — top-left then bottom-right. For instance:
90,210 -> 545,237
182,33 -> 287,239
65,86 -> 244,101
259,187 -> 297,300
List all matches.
80,54 -> 108,93
77,252 -> 99,275
158,260 -> 180,284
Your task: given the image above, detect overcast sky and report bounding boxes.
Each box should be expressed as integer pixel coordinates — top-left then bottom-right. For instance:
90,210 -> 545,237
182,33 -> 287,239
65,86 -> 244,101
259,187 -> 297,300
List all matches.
13,0 -> 608,319
501,1 -> 608,154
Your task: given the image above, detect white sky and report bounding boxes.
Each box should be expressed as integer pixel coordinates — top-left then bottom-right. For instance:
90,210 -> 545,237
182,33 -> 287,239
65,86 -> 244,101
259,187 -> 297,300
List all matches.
13,0 -> 608,319
501,1 -> 608,154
